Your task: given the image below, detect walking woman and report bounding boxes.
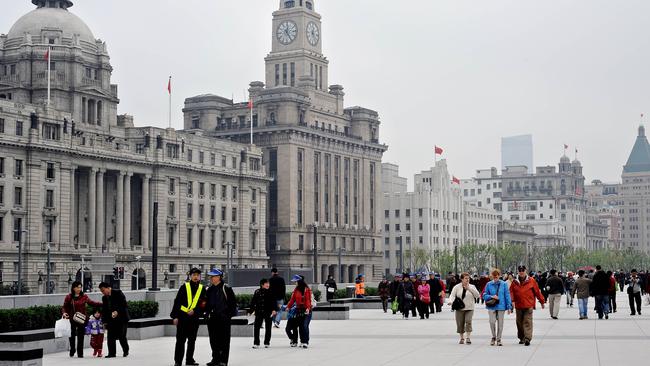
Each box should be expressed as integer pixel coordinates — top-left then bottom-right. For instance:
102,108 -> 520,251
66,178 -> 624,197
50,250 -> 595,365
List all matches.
417,276 -> 431,319
285,275 -> 312,348
61,281 -> 102,358
483,269 -> 512,346
448,273 -> 480,344
397,273 -> 415,319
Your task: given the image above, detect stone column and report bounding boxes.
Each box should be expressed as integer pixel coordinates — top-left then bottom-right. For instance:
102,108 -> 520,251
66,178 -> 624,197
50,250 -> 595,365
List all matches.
70,166 -> 76,248
96,169 -> 105,250
141,174 -> 150,250
116,172 -> 125,248
88,168 -> 96,249
123,172 -> 132,249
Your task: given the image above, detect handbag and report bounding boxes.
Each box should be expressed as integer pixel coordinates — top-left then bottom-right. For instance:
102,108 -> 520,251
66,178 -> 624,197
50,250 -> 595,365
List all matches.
485,282 -> 501,307
451,288 -> 466,311
327,287 -> 335,293
54,317 -> 71,338
391,299 -> 399,312
72,312 -> 87,324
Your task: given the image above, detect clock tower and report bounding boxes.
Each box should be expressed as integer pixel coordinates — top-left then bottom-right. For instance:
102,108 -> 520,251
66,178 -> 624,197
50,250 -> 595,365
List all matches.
265,0 -> 328,91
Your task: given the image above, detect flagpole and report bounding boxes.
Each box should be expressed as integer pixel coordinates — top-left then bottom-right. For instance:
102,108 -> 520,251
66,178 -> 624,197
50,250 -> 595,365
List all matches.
250,97 -> 253,146
47,46 -> 51,106
168,76 -> 172,129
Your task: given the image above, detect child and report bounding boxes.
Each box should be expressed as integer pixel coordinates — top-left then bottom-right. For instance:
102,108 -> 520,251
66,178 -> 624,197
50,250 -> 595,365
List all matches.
248,279 -> 278,348
85,311 -> 104,357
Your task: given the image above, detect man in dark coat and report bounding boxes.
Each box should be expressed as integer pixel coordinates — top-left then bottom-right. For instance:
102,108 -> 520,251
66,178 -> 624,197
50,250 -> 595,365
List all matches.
590,265 -> 611,319
389,274 -> 401,314
98,282 -> 130,358
170,268 -> 207,366
205,269 -> 237,366
248,278 -> 278,348
268,268 -> 286,328
427,272 -> 443,314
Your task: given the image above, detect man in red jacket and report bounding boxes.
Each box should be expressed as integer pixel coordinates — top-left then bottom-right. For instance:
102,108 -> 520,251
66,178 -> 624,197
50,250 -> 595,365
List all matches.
510,265 -> 545,346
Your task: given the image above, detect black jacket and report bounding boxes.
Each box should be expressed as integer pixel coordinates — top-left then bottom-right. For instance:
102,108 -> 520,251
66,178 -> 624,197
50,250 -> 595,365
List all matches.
428,279 -> 443,297
389,280 -> 401,299
101,289 -> 130,324
249,287 -> 278,317
546,276 -> 564,295
324,279 -> 337,291
268,275 -> 286,301
170,281 -> 207,321
205,282 -> 237,321
397,281 -> 414,303
590,270 -> 610,296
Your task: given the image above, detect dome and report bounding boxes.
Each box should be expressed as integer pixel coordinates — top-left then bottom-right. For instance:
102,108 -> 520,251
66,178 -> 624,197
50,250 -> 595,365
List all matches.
7,3 -> 96,46
560,155 -> 570,164
571,159 -> 581,166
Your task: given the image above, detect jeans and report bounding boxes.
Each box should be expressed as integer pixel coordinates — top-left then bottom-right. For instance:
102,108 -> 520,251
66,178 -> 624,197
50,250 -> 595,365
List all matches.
274,300 -> 284,325
594,295 -> 609,318
629,292 -> 642,315
578,298 -> 588,318
301,313 -> 312,344
253,315 -> 272,346
488,310 -> 505,341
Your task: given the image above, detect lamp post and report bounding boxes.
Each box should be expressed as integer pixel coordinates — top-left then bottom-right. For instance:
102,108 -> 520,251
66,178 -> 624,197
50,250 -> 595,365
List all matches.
14,228 -> 27,295
46,242 -> 51,294
454,243 -> 459,275
398,236 -> 403,273
225,241 -> 234,280
80,255 -> 86,292
337,247 -> 346,283
312,223 -> 318,284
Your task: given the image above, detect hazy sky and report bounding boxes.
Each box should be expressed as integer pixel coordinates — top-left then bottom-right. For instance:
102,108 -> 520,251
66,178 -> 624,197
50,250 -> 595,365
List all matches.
3,0 -> 648,187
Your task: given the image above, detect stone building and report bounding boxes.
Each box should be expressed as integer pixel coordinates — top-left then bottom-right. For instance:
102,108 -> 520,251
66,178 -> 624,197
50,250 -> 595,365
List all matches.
620,125 -> 650,252
0,0 -> 270,293
183,0 -> 387,281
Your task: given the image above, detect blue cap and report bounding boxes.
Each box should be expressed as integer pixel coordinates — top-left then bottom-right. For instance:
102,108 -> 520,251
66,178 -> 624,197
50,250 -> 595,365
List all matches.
291,274 -> 303,282
207,269 -> 223,277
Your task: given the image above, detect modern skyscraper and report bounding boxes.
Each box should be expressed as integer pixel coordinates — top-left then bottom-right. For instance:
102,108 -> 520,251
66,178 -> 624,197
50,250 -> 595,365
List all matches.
620,125 -> 650,252
501,134 -> 533,173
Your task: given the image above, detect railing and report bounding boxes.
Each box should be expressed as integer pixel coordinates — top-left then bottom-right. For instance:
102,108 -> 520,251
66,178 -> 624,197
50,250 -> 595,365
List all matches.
82,77 -> 102,87
0,74 -> 20,83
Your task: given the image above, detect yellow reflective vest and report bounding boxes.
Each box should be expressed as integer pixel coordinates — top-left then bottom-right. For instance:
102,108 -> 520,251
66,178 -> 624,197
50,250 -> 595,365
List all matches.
180,282 -> 203,313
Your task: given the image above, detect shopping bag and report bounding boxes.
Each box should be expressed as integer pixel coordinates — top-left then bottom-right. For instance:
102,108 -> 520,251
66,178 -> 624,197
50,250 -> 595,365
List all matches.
391,299 -> 399,312
247,312 -> 256,325
644,294 -> 650,306
54,318 -> 71,338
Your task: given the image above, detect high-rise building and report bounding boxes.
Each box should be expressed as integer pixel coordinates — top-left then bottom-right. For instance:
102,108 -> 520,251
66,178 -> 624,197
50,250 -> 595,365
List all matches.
183,0 -> 388,281
620,125 -> 650,252
501,135 -> 533,173
0,0 -> 270,293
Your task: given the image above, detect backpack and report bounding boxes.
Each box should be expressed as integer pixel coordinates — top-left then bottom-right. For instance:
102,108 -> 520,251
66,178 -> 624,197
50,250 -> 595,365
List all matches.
221,284 -> 239,317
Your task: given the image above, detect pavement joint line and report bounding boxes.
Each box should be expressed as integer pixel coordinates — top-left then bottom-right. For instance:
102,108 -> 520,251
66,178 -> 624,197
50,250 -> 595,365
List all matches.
523,308 -> 561,366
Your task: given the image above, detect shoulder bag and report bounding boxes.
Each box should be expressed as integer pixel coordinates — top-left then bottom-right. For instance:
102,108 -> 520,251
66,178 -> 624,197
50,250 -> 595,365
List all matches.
451,288 -> 466,311
485,282 -> 501,307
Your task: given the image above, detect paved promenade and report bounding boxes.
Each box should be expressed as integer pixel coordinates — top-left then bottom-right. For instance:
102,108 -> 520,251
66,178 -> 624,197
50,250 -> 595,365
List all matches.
45,294 -> 649,366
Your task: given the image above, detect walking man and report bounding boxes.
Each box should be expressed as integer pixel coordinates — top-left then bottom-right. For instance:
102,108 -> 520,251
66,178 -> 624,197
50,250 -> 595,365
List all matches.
98,282 -> 130,358
205,269 -> 237,366
591,265 -> 610,320
572,270 -> 592,319
269,268 -> 286,328
171,268 -> 206,366
428,272 -> 443,314
510,265 -> 545,346
627,269 -> 643,316
564,272 -> 576,307
546,270 -> 564,319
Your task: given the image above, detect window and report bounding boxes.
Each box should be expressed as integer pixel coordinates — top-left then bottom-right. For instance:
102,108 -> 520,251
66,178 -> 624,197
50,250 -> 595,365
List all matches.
290,62 -> 296,86
419,208 -> 423,217
221,206 -> 227,221
45,189 -> 54,208
395,209 -> 400,218
210,153 -> 216,166
135,144 -> 144,154
187,228 -> 193,248
282,63 -> 288,85
46,162 -> 55,179
275,64 -> 280,86
232,157 -> 237,169
0,186 -> 4,205
187,149 -> 193,162
199,182 -> 205,197
167,144 -> 179,159
232,208 -> 237,222
168,201 -> 175,217
210,184 -> 216,198
199,151 -> 204,164
199,204 -> 205,220
299,235 -> 304,250
251,189 -> 257,203
15,121 -> 23,136
221,185 -> 227,200
45,219 -> 54,243
250,231 -> 257,250
232,186 -> 238,201
384,210 -> 389,218
210,230 -> 216,249
169,178 -> 175,194
187,181 -> 193,196
10,65 -> 16,75
42,123 -> 59,140
251,209 -> 257,224
198,229 -> 204,249
14,187 -> 22,206
0,119 -> 4,133
221,230 -> 227,248
13,217 -> 22,242
406,209 -> 411,218
191,116 -> 200,129
187,203 -> 193,219
221,155 -> 227,167
168,227 -> 175,247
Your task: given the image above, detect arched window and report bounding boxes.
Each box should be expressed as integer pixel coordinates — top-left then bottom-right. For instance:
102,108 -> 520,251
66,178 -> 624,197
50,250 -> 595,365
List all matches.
285,0 -> 295,8
306,1 -> 313,10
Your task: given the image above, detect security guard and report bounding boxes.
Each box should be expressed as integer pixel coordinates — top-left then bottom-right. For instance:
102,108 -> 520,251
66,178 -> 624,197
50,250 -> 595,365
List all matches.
205,269 -> 237,366
170,268 -> 206,366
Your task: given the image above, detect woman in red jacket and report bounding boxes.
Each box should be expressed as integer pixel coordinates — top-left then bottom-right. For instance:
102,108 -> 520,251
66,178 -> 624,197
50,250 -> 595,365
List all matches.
61,281 -> 103,358
285,275 -> 312,348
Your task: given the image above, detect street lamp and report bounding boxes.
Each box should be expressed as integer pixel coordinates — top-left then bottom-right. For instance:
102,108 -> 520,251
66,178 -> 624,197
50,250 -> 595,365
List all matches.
14,228 -> 27,295
45,242 -> 52,294
398,236 -> 403,273
225,241 -> 235,281
337,247 -> 346,283
312,223 -> 319,284
454,243 -> 459,275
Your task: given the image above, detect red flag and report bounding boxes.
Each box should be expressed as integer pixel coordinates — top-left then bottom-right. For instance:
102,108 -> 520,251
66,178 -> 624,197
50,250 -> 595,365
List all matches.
434,146 -> 443,155
248,98 -> 253,110
44,49 -> 49,61
167,77 -> 171,94
452,176 -> 460,184
564,144 -> 568,150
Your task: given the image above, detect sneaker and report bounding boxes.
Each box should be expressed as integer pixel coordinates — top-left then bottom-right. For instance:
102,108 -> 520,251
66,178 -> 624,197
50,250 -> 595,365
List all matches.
605,314 -> 609,320
290,343 -> 298,348
264,345 -> 270,348
274,324 -> 280,328
459,339 -> 465,344
300,343 -> 309,349
252,345 -> 260,349
524,340 -> 530,346
466,338 -> 471,345
518,339 -> 524,345
497,340 -> 503,347
490,338 -> 496,346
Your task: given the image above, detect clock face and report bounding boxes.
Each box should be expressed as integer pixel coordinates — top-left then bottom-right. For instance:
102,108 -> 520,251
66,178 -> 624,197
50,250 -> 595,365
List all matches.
277,21 -> 298,45
306,21 -> 320,46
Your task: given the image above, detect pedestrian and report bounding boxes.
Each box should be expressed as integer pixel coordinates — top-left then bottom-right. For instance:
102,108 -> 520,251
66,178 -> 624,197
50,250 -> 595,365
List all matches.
389,274 -> 402,315
355,274 -> 366,298
447,273 -> 480,345
564,272 -> 575,307
205,269 -> 237,366
607,271 -> 617,313
269,268 -> 287,328
538,272 -> 548,302
591,265 -> 610,320
572,270 -> 592,319
446,272 -> 458,295
61,281 -> 103,358
285,275 -> 312,348
249,278 -> 277,349
510,265 -> 545,346
397,273 -> 414,319
545,269 -> 564,319
417,276 -> 430,319
85,311 -> 104,357
478,274 -> 489,305
97,282 -> 130,359
378,277 -> 391,313
324,275 -> 337,302
627,269 -> 643,316
410,274 -> 419,318
170,268 -> 206,366
616,270 -> 626,292
483,269 -> 512,347
427,272 -> 443,314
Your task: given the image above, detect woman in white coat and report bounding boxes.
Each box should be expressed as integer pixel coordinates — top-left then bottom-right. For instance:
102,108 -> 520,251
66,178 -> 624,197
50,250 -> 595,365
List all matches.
448,272 -> 481,344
